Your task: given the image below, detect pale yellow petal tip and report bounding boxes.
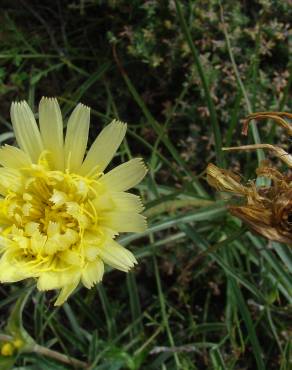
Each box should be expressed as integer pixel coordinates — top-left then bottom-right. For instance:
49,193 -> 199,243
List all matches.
76,102 -> 91,112
39,97 -> 60,113
40,96 -> 57,101
126,252 -> 138,270
125,261 -> 137,272
138,198 -> 145,213
14,100 -> 29,107
54,296 -> 65,307
120,249 -> 138,272
110,119 -> 127,131
10,100 -> 27,112
136,157 -> 148,175
53,282 -> 79,306
11,100 -> 25,106
40,96 -> 58,104
137,216 -> 148,233
138,158 -> 148,184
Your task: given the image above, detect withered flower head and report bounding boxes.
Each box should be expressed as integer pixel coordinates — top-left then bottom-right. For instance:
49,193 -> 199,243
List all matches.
207,112 -> 292,245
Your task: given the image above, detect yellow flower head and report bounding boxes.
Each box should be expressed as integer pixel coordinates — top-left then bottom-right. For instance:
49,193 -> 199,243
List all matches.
1,342 -> 14,356
0,98 -> 147,305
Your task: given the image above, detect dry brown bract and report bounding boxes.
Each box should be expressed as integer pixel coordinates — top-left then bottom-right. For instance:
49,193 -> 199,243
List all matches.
207,112 -> 292,245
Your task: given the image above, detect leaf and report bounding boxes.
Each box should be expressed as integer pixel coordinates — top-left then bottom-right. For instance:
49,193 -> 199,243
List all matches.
229,278 -> 265,370
0,355 -> 17,370
6,285 -> 35,352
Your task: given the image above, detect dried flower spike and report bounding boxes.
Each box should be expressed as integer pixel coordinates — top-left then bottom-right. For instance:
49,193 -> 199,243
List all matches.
207,112 -> 292,245
0,98 -> 147,305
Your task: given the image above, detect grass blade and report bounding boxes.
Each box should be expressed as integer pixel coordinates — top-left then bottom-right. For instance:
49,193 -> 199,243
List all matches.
175,0 -> 224,167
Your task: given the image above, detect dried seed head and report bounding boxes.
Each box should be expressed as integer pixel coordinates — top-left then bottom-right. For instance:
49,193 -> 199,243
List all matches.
207,112 -> 292,245
206,163 -> 247,195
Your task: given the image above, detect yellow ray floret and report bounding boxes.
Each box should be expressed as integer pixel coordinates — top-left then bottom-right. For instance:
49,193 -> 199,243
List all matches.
0,98 -> 147,305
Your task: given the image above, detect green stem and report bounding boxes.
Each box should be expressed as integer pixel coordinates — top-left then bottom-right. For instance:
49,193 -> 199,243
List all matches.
0,334 -> 88,369
153,256 -> 181,368
144,199 -> 213,217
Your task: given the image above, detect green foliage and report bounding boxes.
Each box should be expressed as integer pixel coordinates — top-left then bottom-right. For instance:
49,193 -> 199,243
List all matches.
0,0 -> 291,369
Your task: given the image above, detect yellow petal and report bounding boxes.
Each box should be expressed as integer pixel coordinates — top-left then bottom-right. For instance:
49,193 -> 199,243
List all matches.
64,103 -> 90,172
100,158 -> 147,191
39,97 -> 64,170
54,280 -> 80,306
30,230 -> 47,255
0,168 -> 22,195
99,240 -> 137,272
0,263 -> 23,282
0,201 -> 10,226
84,244 -> 100,261
50,189 -> 68,207
79,120 -> 127,176
37,268 -> 80,290
0,255 -> 27,282
59,250 -> 81,265
81,258 -> 104,289
10,101 -> 44,162
0,145 -> 32,169
111,192 -> 144,213
101,211 -> 147,233
92,193 -> 115,212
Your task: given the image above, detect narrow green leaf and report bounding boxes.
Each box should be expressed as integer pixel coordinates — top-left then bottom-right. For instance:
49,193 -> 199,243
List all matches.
229,279 -> 265,370
97,285 -> 117,339
120,72 -> 207,197
0,356 -> 17,370
6,286 -> 35,351
210,347 -> 227,370
175,0 -> 224,167
126,273 -> 143,338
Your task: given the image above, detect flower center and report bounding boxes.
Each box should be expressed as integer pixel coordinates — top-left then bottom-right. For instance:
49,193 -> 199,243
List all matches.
4,163 -> 102,260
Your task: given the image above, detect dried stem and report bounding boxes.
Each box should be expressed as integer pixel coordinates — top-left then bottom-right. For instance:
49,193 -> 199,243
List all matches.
0,333 -> 88,369
223,144 -> 292,167
0,334 -> 13,342
32,344 -> 89,369
242,112 -> 292,136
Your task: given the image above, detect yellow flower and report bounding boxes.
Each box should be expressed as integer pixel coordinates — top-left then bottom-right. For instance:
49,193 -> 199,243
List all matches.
0,98 -> 147,305
1,342 -> 14,356
12,339 -> 24,349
